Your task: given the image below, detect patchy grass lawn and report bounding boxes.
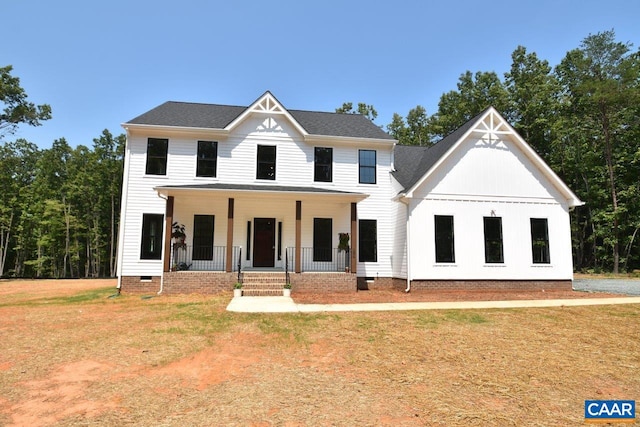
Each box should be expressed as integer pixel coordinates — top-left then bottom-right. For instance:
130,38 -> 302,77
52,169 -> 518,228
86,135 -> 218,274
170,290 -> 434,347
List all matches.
0,279 -> 639,426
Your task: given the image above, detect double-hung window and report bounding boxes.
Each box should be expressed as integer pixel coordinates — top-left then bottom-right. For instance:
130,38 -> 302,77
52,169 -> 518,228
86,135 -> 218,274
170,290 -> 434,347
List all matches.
358,150 -> 376,184
140,214 -> 164,260
145,138 -> 168,175
193,215 -> 214,260
314,147 -> 332,182
530,218 -> 550,264
359,219 -> 377,262
257,145 -> 276,180
313,218 -> 332,262
196,141 -> 217,177
434,215 -> 455,263
483,217 -> 504,263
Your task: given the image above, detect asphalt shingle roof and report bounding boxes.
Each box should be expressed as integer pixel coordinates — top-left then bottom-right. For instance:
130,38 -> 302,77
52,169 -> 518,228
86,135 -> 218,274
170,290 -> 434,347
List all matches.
126,101 -> 393,140
392,108 -> 490,192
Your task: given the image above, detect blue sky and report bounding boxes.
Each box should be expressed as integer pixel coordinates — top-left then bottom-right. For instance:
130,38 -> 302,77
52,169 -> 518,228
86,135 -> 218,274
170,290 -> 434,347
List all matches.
4,0 -> 639,148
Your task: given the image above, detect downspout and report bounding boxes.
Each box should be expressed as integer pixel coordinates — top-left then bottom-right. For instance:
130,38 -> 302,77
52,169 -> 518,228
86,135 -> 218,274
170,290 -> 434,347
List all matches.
157,193 -> 168,295
405,200 -> 411,293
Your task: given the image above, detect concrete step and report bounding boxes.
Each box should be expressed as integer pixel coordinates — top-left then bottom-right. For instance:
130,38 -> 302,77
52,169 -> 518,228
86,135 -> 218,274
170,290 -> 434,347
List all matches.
242,288 -> 286,296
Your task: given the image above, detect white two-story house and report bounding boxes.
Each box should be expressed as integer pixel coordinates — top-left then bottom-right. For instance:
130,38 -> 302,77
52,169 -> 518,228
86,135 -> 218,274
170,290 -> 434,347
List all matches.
116,91 -> 583,295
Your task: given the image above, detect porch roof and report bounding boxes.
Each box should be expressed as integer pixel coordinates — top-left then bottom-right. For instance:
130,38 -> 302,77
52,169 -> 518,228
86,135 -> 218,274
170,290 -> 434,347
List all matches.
155,183 -> 369,201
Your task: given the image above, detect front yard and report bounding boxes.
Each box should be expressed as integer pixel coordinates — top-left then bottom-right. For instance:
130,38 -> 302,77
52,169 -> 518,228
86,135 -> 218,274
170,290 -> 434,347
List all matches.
0,279 -> 638,426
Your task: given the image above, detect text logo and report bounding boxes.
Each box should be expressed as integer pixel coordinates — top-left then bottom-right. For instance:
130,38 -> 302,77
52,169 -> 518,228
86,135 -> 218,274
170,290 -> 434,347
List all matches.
585,400 -> 635,423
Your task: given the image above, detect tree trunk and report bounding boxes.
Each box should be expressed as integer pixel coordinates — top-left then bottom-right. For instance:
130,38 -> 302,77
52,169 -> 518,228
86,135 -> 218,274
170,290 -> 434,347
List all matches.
601,102 -> 619,274
0,211 -> 13,277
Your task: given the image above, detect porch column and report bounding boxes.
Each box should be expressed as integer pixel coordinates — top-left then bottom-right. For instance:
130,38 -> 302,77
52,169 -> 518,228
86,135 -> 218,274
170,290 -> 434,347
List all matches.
226,198 -> 234,272
350,202 -> 357,274
295,200 -> 301,273
163,196 -> 174,273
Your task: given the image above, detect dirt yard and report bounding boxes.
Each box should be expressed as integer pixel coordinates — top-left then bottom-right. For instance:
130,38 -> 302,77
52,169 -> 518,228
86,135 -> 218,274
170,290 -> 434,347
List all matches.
1,279 -> 638,426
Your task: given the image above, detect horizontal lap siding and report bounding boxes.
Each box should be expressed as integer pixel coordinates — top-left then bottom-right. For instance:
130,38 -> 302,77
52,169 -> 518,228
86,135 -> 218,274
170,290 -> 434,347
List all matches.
120,113 -> 397,280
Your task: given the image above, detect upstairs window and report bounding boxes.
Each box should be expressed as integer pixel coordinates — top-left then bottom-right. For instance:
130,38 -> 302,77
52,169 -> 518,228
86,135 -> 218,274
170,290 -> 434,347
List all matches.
434,215 -> 455,263
193,215 -> 214,260
313,218 -> 332,262
257,145 -> 276,180
145,138 -> 168,175
483,217 -> 504,263
359,150 -> 376,184
196,141 -> 217,177
359,219 -> 377,262
314,147 -> 333,182
140,214 -> 164,260
531,218 -> 550,264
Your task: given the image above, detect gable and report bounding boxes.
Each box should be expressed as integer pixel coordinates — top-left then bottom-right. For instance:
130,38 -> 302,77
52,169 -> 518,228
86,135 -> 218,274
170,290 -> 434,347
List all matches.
397,108 -> 583,207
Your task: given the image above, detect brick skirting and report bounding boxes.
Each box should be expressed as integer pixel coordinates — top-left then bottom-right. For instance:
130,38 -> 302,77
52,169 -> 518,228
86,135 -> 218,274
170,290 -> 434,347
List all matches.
393,279 -> 573,292
289,272 -> 357,293
120,272 -> 237,294
120,276 -> 162,293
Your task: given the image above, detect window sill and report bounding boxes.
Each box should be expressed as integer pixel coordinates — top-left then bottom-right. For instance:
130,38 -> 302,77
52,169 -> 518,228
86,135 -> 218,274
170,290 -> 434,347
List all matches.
433,263 -> 457,267
143,175 -> 169,179
194,176 -> 218,180
531,264 -> 553,268
483,264 -> 506,267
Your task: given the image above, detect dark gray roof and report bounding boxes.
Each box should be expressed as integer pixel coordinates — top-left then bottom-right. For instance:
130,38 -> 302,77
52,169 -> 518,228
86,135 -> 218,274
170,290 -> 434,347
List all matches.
156,183 -> 365,195
392,108 -> 490,192
126,100 -> 394,140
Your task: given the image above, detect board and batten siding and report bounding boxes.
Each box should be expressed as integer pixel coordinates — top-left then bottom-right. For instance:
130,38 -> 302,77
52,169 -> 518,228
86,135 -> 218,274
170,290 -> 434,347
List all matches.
119,112 -> 397,278
407,134 -> 574,281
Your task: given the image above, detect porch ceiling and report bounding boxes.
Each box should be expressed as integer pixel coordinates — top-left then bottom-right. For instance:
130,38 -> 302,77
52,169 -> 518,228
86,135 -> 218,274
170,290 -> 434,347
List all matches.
154,183 -> 369,202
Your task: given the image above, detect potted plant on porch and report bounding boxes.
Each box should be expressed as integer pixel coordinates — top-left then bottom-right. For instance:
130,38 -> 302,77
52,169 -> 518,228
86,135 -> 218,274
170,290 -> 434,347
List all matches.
171,222 -> 187,249
338,232 -> 350,272
283,283 -> 292,297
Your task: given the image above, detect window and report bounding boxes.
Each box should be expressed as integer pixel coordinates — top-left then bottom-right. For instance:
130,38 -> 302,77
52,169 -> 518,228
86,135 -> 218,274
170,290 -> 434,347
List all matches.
435,215 -> 455,263
140,214 -> 164,260
257,145 -> 276,180
314,147 -> 333,182
196,141 -> 217,177
359,150 -> 376,184
193,215 -> 214,260
313,218 -> 332,262
145,138 -> 168,175
359,219 -> 377,262
531,218 -> 550,264
483,217 -> 504,263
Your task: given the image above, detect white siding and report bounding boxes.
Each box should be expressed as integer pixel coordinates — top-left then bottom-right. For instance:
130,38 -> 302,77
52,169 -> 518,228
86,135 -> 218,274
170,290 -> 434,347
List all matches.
407,133 -> 574,281
119,111 -> 396,278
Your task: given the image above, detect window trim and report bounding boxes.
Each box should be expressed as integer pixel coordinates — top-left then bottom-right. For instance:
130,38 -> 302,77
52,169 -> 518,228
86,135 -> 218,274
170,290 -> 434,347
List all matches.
530,218 -> 550,264
196,140 -> 218,178
256,145 -> 276,180
483,216 -> 504,264
434,215 -> 455,263
140,213 -> 164,260
358,219 -> 377,262
314,147 -> 333,182
358,149 -> 376,184
145,138 -> 168,176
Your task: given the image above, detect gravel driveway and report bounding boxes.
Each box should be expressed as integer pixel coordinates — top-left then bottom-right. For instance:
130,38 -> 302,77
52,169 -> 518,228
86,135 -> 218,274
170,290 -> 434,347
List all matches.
573,278 -> 640,296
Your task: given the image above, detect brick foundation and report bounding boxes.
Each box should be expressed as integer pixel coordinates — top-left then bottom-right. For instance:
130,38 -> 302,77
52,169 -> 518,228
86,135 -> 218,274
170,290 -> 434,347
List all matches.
162,271 -> 237,294
120,276 -> 162,293
120,272 -> 237,295
396,279 -> 573,292
289,272 -> 357,293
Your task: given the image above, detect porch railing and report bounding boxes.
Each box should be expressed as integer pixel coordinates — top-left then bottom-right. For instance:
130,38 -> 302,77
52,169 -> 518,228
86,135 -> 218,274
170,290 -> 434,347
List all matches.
171,244 -> 241,272
285,247 -> 351,273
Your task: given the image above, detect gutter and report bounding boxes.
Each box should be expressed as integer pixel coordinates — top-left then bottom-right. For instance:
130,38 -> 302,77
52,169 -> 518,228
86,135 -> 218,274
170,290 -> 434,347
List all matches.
115,131 -> 132,292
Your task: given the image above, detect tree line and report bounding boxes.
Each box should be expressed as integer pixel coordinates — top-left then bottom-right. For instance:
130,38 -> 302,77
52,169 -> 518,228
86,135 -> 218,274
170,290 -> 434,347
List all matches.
2,30 -> 638,277
1,65 -> 124,277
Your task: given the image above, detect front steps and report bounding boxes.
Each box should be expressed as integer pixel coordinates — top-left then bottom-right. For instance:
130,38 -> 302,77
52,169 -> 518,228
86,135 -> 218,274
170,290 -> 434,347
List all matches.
241,272 -> 287,296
